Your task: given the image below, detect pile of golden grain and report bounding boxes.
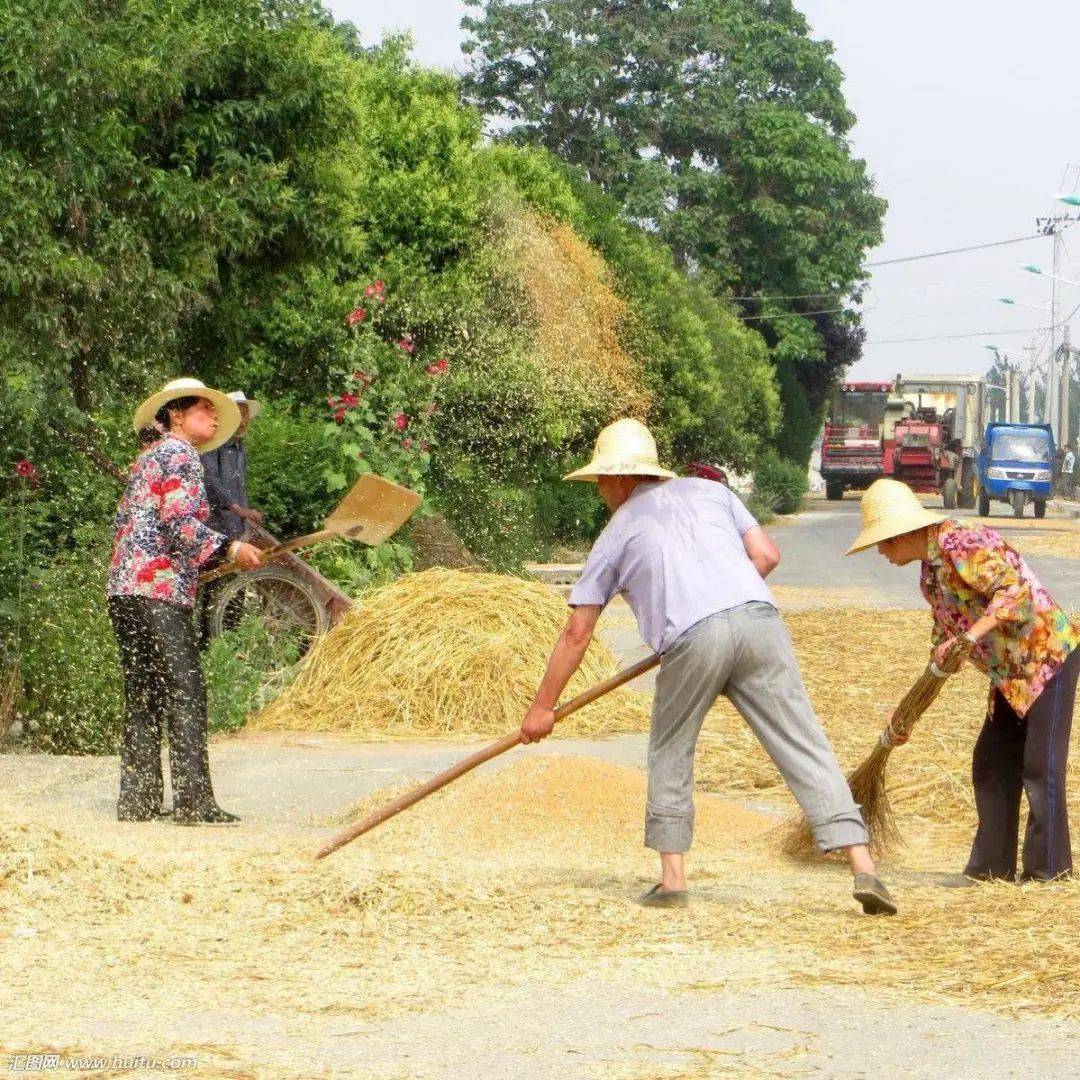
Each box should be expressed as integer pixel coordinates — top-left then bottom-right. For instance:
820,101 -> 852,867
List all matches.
252,568 -> 651,738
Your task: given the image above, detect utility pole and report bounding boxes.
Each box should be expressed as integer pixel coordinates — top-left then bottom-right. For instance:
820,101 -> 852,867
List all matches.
1061,325 -> 1072,448
1035,204 -> 1080,440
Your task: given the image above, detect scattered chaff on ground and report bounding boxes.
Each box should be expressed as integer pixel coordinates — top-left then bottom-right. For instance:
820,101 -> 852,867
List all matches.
1005,528 -> 1080,561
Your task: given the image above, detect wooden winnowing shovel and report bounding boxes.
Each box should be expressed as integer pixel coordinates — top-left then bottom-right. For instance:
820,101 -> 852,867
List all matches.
313,651 -> 662,860
201,473 -> 421,584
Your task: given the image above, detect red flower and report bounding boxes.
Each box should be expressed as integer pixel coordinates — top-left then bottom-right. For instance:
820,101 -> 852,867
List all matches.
327,395 -> 339,408
420,440 -> 431,453
396,336 -> 415,355
340,392 -> 360,408
378,295 -> 386,305
333,409 -> 346,425
364,284 -> 377,299
425,364 -> 439,375
402,438 -> 414,450
435,358 -> 449,374
375,280 -> 385,291
14,459 -> 36,479
393,413 -> 408,432
346,306 -> 367,326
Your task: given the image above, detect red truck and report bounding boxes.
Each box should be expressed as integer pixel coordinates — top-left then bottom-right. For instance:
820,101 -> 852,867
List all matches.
820,382 -> 892,500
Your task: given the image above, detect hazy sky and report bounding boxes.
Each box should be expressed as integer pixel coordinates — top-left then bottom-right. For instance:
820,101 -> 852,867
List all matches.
328,0 -> 1080,381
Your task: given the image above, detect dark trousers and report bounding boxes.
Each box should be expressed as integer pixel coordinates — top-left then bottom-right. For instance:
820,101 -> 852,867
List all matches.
107,595 -> 219,817
966,649 -> 1080,881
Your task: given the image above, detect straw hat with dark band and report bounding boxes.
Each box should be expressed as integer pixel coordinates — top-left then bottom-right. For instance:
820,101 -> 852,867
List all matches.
132,377 -> 241,454
845,478 -> 945,556
564,418 -> 677,482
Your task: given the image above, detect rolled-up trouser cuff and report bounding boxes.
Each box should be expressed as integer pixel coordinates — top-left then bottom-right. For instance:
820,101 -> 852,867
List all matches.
810,809 -> 869,854
645,808 -> 694,854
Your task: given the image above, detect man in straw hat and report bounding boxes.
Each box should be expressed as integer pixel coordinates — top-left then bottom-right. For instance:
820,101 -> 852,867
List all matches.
521,418 -> 896,914
108,378 -> 263,824
849,478 -> 1079,884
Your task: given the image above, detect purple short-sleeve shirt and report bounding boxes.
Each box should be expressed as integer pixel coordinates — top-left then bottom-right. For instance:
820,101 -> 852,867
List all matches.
568,477 -> 774,653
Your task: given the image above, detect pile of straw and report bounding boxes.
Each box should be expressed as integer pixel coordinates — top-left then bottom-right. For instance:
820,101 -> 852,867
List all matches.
252,568 -> 651,738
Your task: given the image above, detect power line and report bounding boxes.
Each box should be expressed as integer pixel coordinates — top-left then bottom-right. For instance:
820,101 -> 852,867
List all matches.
864,233 -> 1045,268
728,236 -> 1050,302
738,307 -> 847,321
867,326 -> 1045,346
866,296 -> 1080,347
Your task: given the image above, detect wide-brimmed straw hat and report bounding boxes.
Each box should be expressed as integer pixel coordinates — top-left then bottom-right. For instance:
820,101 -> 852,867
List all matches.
564,418 -> 677,483
132,378 -> 241,454
845,478 -> 945,556
228,390 -> 262,421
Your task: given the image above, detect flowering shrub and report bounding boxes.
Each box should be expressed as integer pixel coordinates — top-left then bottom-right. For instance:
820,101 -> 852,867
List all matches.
323,282 -> 443,497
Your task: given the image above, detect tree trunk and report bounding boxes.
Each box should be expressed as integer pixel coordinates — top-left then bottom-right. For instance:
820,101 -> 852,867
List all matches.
70,350 -> 93,413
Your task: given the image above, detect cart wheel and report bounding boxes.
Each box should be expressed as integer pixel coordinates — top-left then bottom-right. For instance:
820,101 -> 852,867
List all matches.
942,478 -> 958,510
1011,489 -> 1026,518
978,488 -> 991,517
210,566 -> 330,655
1034,500 -> 1047,519
825,481 -> 844,501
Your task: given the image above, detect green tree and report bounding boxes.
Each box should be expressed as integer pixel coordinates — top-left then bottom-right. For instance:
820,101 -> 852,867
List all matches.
461,0 -> 886,463
0,0 -> 361,440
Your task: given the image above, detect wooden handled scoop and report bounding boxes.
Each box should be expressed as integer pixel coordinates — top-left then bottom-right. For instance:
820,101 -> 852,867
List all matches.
201,473 -> 421,583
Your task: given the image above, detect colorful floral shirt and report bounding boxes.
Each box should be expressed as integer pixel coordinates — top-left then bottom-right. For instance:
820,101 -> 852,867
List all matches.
107,437 -> 227,608
921,519 -> 1079,717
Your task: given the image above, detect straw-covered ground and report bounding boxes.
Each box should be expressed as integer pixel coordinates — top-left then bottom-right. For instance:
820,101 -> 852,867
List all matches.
5,600 -> 1080,1076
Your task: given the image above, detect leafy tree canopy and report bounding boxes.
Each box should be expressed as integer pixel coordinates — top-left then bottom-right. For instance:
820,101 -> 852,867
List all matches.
462,0 -> 887,461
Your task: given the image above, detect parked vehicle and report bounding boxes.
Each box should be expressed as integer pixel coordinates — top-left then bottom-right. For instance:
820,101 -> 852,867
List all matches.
976,423 -> 1055,519
884,375 -> 990,509
885,405 -> 964,508
820,382 -> 891,500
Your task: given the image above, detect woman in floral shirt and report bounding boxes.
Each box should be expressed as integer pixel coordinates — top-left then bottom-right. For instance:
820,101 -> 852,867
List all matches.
848,478 -> 1079,883
107,379 -> 263,824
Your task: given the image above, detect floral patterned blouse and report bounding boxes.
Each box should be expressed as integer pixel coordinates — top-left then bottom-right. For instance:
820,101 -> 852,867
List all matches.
107,436 -> 227,609
921,519 -> 1079,717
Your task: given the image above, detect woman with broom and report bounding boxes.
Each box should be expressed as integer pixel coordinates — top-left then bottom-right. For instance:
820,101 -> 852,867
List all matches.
848,478 -> 1080,883
107,378 -> 263,824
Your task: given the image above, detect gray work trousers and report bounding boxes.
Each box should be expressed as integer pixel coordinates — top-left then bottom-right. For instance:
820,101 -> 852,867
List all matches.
645,602 -> 869,854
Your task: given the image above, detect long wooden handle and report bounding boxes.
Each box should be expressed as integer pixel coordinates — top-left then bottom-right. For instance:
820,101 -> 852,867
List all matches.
199,529 -> 339,584
313,651 -> 661,860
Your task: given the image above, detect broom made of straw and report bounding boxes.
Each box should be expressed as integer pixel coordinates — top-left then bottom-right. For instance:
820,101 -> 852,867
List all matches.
781,635 -> 972,858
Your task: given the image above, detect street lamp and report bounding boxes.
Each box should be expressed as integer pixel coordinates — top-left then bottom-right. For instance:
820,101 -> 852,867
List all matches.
1020,263 -> 1080,289
997,296 -> 1051,312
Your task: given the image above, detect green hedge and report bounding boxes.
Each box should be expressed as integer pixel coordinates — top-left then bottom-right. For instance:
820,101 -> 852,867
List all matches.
752,450 -> 808,516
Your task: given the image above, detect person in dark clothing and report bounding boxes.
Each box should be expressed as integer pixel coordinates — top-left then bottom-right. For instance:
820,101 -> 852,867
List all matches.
201,391 -> 264,539
198,391 -> 264,646
108,378 -> 263,824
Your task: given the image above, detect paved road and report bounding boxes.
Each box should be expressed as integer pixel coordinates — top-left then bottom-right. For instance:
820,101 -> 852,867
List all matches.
769,496 -> 1080,610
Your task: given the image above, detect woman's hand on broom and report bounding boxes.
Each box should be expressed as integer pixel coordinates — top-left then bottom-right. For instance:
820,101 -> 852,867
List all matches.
933,635 -> 976,672
520,703 -> 556,744
883,709 -> 910,745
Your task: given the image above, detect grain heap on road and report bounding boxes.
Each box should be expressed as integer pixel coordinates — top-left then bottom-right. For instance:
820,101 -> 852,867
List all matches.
251,568 -> 651,738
